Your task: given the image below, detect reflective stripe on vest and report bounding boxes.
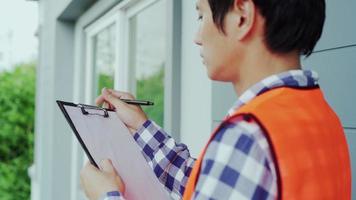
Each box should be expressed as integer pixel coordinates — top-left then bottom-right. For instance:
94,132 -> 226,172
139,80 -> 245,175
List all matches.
183,87 -> 351,200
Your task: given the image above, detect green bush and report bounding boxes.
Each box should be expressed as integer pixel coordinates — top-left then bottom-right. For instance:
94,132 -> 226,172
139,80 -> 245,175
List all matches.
0,63 -> 35,200
97,67 -> 164,126
97,73 -> 114,96
137,68 -> 164,127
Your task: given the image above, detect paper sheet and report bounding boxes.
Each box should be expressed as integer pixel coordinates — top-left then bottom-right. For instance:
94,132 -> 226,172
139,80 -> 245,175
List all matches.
65,105 -> 169,200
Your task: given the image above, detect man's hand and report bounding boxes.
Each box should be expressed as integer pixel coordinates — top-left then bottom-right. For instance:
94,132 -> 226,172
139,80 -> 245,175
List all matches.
80,159 -> 125,200
96,88 -> 148,134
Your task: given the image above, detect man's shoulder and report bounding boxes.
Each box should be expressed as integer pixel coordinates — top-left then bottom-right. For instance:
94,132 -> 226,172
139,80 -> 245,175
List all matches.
213,115 -> 266,147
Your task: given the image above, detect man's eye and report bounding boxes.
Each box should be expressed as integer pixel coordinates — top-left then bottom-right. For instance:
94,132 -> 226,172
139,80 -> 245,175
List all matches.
197,15 -> 203,21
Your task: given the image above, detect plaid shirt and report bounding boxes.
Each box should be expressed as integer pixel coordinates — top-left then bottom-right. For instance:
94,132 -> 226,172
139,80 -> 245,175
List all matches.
101,69 -> 319,200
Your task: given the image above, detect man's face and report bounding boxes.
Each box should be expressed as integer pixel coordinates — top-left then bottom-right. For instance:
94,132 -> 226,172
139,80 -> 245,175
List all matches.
194,0 -> 241,81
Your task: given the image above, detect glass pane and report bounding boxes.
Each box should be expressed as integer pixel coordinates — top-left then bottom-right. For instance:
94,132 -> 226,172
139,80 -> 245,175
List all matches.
129,0 -> 167,127
93,23 -> 116,97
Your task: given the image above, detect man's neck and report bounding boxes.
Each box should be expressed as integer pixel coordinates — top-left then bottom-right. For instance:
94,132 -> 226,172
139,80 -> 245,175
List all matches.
233,50 -> 301,96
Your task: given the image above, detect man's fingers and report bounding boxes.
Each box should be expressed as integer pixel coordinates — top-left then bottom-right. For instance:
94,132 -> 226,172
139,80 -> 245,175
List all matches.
97,88 -> 134,108
95,95 -> 105,106
102,102 -> 109,109
103,93 -> 127,109
107,89 -> 135,100
83,161 -> 98,172
96,88 -> 110,105
100,159 -> 116,174
100,159 -> 125,193
97,88 -> 136,108
116,175 -> 125,193
80,161 -> 98,189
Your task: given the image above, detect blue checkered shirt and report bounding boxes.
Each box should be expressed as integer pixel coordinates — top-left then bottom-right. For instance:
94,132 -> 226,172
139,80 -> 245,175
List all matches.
101,70 -> 319,200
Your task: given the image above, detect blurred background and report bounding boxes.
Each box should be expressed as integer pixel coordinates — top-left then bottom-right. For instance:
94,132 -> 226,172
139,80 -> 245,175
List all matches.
0,0 -> 355,200
0,0 -> 38,199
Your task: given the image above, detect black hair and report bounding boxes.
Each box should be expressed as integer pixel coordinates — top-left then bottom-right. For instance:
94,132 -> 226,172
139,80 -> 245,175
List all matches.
208,0 -> 325,56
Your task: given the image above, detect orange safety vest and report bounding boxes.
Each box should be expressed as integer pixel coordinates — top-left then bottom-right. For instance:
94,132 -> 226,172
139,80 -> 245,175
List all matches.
183,87 -> 351,200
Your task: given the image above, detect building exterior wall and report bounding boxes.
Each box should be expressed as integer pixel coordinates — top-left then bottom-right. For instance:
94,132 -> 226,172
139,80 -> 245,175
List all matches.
34,0 -> 76,199
302,0 -> 356,197
179,0 -> 212,157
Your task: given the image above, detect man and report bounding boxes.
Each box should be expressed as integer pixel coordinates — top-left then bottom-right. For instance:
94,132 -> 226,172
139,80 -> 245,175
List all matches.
80,0 -> 351,199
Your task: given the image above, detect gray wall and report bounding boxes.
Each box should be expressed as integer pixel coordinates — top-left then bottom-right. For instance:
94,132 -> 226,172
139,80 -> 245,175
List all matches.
302,0 -> 356,197
34,0 -> 94,199
180,0 -> 213,157
303,46 -> 356,199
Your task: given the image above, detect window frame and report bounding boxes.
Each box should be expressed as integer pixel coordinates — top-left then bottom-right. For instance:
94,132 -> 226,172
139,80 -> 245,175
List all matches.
83,0 -> 181,135
84,12 -> 119,104
71,1 -> 181,198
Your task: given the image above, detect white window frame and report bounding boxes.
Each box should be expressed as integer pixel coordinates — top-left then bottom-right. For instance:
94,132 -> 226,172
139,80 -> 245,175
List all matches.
84,13 -> 119,104
84,0 -> 163,104
72,1 -> 181,198
121,0 -> 181,135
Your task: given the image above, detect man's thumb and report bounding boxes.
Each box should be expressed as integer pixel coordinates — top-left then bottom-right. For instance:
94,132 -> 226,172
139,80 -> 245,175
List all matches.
100,159 -> 116,174
104,93 -> 125,109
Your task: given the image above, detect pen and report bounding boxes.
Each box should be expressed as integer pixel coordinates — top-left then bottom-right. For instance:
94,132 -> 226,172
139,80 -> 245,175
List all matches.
120,99 -> 154,106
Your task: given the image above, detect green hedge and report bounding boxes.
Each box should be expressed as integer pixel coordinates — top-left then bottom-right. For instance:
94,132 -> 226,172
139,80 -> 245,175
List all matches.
0,63 -> 35,200
0,63 -> 161,199
98,68 -> 164,127
137,68 -> 164,127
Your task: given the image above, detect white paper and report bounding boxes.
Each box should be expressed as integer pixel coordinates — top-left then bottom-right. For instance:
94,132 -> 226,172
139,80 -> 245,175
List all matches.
65,105 -> 169,200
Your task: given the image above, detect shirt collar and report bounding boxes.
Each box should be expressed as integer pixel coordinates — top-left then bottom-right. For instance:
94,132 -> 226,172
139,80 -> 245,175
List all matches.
227,69 -> 319,116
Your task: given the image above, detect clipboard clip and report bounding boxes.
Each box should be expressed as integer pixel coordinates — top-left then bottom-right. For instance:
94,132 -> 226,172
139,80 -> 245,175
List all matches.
78,104 -> 109,118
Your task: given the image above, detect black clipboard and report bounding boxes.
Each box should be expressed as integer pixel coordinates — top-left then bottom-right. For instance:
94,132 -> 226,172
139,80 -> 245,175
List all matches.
56,100 -> 114,168
56,100 -> 170,200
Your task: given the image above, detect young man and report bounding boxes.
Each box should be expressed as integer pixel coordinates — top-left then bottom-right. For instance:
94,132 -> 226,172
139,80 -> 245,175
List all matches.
80,0 -> 351,199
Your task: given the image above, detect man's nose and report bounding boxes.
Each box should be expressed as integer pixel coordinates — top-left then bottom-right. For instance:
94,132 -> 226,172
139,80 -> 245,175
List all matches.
194,30 -> 202,46
194,38 -> 202,46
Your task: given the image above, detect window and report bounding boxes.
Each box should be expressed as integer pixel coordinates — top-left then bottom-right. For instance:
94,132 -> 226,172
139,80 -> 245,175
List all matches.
128,0 -> 167,126
72,1 -> 180,199
85,14 -> 118,103
93,23 -> 117,96
85,0 -> 168,126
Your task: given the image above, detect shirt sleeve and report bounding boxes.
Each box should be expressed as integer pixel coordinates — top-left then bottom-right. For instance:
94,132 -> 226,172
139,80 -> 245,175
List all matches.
98,191 -> 125,200
133,120 -> 196,199
192,119 -> 278,200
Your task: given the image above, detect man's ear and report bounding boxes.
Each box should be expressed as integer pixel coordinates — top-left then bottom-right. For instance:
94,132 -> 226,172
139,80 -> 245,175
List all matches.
232,0 -> 256,40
